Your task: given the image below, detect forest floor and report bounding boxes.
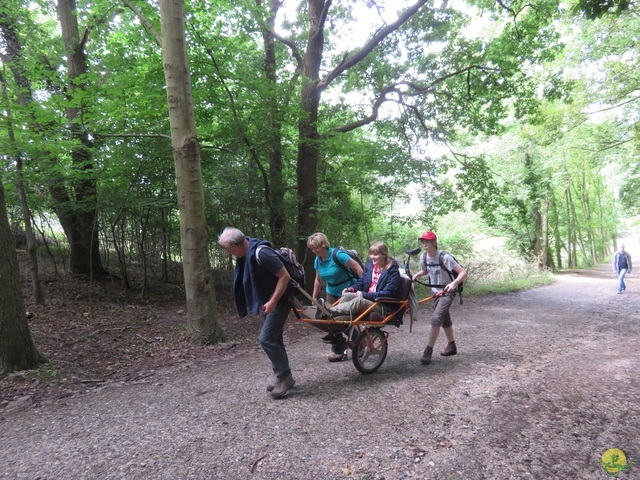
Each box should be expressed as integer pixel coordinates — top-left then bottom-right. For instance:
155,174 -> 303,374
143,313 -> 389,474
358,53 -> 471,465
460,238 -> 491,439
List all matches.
1,244 -> 639,480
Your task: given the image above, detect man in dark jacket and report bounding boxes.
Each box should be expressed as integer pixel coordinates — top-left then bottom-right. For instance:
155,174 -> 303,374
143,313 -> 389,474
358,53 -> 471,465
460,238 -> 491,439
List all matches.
219,227 -> 295,399
612,244 -> 632,294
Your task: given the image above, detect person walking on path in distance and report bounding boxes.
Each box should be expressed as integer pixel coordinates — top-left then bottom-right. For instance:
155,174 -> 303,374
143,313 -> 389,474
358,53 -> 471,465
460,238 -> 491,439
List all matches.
218,227 -> 295,399
612,244 -> 632,294
307,232 -> 363,362
411,231 -> 467,365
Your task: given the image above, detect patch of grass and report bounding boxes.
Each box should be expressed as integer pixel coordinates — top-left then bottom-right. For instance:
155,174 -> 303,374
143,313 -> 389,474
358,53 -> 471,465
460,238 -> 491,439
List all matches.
9,359 -> 60,380
465,272 -> 553,295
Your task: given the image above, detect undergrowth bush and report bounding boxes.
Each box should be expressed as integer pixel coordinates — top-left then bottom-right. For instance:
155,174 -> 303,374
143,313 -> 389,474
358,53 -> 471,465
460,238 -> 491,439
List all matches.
463,250 -> 552,295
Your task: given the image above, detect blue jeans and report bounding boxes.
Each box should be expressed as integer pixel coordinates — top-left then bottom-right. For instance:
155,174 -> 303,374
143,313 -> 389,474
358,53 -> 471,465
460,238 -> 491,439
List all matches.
259,303 -> 291,378
617,269 -> 628,293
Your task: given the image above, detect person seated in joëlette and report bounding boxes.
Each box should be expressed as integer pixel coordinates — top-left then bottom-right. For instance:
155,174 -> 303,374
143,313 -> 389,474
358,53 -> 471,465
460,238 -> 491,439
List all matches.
320,241 -> 401,320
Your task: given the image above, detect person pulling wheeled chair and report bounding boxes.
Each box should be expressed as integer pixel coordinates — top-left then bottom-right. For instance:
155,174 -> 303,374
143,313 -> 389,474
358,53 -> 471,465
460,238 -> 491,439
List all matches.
412,231 -> 467,365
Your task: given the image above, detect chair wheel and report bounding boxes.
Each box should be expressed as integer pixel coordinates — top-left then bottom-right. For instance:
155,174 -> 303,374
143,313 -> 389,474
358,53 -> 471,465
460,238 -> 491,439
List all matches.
352,328 -> 388,374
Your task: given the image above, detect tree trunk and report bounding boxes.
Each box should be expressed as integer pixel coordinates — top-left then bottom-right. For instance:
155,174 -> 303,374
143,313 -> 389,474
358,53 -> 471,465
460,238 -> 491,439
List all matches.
0,17 -> 45,304
259,0 -> 287,247
570,182 -> 588,266
579,170 -> 597,264
158,0 -> 224,344
564,186 -> 573,268
0,180 -> 42,373
56,0 -> 105,276
595,186 -> 608,258
295,0 -> 326,284
541,193 -> 549,270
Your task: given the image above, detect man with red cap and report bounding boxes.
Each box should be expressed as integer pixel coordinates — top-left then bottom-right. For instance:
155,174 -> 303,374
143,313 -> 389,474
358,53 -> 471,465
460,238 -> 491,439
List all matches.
412,230 -> 467,365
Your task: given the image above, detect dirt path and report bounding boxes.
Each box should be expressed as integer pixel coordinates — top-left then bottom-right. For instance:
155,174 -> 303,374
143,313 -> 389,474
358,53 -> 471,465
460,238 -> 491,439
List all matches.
1,260 -> 639,480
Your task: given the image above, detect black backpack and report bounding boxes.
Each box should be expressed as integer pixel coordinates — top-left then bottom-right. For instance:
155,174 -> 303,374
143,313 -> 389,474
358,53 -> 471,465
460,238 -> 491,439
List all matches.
256,245 -> 306,298
332,246 -> 364,281
421,251 -> 464,304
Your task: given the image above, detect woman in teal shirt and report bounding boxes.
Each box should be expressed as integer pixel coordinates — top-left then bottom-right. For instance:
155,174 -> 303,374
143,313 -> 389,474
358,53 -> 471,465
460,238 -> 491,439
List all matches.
307,232 -> 363,361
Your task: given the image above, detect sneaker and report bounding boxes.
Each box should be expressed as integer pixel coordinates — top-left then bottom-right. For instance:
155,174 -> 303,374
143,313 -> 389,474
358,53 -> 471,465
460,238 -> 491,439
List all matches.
617,291 -> 622,294
270,373 -> 295,399
328,351 -> 347,362
441,341 -> 457,357
420,346 -> 433,365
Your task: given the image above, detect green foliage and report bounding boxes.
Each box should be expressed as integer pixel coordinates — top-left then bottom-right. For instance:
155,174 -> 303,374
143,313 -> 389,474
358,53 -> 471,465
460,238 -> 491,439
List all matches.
439,233 -> 475,259
619,163 -> 640,215
454,155 -> 503,227
572,0 -> 631,19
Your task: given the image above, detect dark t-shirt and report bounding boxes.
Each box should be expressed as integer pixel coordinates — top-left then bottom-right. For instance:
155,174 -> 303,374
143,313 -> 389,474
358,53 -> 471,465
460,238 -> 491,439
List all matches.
255,246 -> 289,306
256,246 -> 284,276
618,254 -> 629,271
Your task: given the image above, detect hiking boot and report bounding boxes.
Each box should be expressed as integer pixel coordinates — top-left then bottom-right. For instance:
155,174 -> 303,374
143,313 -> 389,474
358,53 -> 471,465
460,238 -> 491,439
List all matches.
328,351 -> 347,362
441,341 -> 457,357
420,346 -> 433,365
270,373 -> 295,399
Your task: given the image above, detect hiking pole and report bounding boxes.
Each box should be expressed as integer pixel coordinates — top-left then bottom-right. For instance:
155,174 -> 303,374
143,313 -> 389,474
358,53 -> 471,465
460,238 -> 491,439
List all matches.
289,280 -> 333,317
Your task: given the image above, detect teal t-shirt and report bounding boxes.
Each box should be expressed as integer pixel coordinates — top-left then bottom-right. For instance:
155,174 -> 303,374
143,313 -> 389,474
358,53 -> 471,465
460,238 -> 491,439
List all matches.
314,247 -> 357,297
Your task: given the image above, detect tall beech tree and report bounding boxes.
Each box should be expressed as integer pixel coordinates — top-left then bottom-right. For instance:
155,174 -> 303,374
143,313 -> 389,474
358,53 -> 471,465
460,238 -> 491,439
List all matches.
55,0 -> 105,275
158,0 -> 224,343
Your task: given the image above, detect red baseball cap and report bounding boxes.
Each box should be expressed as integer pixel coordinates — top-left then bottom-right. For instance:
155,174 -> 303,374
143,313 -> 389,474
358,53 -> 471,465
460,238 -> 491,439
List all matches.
418,231 -> 437,241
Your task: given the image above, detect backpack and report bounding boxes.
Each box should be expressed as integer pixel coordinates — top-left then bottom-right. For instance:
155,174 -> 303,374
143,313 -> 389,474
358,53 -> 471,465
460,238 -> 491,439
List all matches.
256,245 -> 306,298
421,251 -> 464,304
331,246 -> 364,281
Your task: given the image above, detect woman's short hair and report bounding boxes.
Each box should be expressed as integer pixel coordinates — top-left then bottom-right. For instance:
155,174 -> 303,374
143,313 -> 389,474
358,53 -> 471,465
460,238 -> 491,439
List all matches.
307,232 -> 330,250
369,241 -> 388,258
218,227 -> 245,248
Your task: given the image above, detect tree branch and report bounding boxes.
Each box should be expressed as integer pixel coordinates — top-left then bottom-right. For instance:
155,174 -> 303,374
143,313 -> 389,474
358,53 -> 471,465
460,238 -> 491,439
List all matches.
318,0 -> 430,91
268,28 -> 303,66
92,132 -> 171,139
334,65 -> 494,133
121,0 -> 162,47
334,85 -> 400,132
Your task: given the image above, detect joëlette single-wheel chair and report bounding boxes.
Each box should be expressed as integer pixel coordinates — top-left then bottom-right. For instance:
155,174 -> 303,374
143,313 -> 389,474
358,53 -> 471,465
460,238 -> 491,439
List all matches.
291,247 -> 441,374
